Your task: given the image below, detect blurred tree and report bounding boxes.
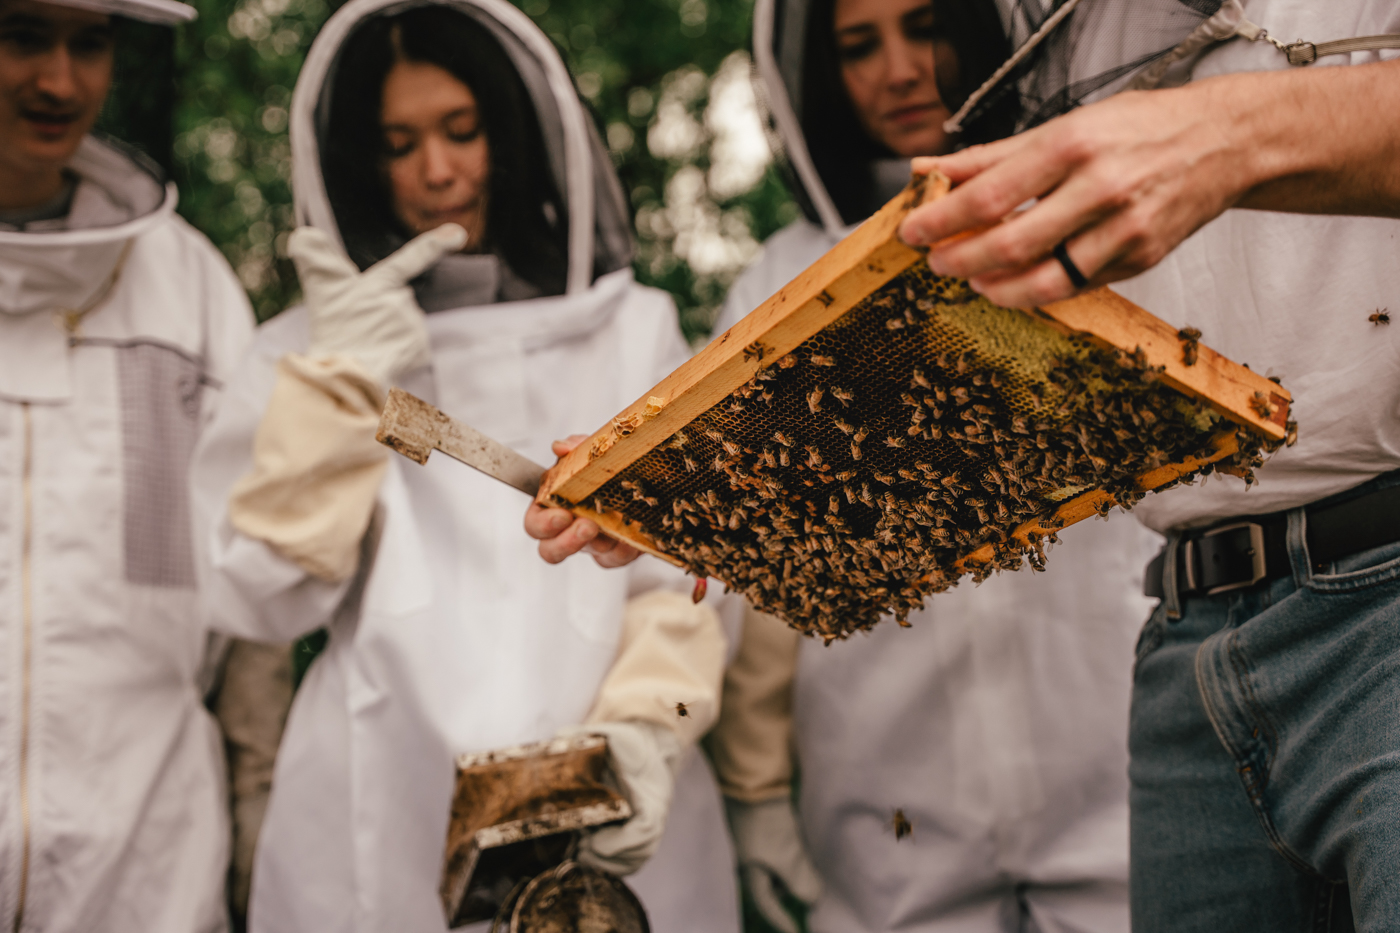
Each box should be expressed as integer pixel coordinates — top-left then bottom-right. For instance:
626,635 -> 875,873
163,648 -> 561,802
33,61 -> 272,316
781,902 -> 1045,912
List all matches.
168,0 -> 796,339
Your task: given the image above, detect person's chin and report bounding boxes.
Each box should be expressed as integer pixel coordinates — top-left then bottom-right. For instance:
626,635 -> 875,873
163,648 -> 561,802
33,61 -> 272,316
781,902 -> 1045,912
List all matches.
15,128 -> 86,167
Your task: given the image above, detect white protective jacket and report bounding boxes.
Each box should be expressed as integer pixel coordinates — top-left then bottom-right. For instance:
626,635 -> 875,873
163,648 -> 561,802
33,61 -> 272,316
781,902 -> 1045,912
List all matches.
0,137 -> 252,932
705,2 -> 1165,927
190,1 -> 740,931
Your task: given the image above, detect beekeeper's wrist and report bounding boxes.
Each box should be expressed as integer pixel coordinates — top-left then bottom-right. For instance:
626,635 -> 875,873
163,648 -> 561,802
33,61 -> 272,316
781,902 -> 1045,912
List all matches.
726,794 -> 822,933
228,353 -> 388,582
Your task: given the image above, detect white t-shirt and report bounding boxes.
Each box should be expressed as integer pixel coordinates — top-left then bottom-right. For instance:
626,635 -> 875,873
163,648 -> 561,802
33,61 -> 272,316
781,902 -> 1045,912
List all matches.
1110,0 -> 1400,531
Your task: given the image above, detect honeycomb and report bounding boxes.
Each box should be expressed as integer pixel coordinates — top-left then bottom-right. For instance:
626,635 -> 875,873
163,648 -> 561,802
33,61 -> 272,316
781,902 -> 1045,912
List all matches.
589,263 -> 1282,641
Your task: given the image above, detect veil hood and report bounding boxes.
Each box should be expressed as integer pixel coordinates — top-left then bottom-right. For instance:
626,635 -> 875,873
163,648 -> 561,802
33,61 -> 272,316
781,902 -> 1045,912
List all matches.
290,0 -> 633,296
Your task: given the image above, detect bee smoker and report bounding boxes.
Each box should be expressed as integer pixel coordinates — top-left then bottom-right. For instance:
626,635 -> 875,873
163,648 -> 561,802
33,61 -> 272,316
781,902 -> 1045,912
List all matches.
439,733 -> 650,932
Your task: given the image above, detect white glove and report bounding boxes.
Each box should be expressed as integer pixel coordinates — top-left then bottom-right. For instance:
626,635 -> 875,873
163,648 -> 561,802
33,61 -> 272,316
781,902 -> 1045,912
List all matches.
286,223 -> 467,386
557,720 -> 682,876
726,796 -> 823,933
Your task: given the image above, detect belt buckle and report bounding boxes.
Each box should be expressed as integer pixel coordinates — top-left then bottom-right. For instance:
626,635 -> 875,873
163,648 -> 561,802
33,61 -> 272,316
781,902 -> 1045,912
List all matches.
1198,521 -> 1268,596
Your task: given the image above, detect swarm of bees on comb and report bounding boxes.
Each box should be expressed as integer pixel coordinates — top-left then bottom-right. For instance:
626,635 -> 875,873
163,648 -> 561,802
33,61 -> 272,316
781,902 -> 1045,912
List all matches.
536,174 -> 1293,642
583,264 -> 1286,641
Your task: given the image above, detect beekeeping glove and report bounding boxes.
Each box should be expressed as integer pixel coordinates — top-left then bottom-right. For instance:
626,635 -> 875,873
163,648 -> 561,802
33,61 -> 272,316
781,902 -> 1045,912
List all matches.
726,796 -> 823,933
560,588 -> 728,874
557,719 -> 682,875
287,223 -> 466,387
228,354 -> 389,582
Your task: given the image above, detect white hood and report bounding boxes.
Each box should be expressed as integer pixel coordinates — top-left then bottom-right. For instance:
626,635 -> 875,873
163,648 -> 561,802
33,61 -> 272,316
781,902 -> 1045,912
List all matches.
0,136 -> 177,402
0,135 -> 172,318
289,0 -> 632,297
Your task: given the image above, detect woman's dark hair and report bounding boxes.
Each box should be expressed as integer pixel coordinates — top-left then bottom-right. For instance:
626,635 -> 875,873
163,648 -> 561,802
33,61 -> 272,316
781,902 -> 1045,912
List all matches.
323,6 -> 568,294
799,0 -> 1016,224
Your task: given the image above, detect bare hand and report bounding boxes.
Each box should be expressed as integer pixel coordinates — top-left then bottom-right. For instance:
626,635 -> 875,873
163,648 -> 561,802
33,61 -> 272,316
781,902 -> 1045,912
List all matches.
898,82 -> 1253,308
524,435 -> 642,568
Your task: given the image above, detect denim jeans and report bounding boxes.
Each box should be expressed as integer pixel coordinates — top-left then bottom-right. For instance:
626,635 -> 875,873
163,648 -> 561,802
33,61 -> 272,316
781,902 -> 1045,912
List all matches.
1129,497 -> 1400,931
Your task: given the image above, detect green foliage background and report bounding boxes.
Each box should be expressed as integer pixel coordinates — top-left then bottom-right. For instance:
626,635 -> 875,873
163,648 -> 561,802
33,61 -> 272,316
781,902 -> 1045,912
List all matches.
167,0 -> 798,341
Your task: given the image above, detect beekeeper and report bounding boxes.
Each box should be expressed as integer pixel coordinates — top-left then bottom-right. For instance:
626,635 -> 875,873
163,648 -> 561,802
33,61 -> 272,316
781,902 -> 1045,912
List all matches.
894,1 -> 1400,927
189,1 -> 740,930
0,0 -> 257,929
698,0 -> 1164,930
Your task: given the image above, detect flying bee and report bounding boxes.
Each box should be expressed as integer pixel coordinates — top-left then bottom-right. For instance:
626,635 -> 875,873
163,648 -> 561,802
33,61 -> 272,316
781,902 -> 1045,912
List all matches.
1370,308 -> 1391,325
831,387 -> 855,407
808,387 -> 825,413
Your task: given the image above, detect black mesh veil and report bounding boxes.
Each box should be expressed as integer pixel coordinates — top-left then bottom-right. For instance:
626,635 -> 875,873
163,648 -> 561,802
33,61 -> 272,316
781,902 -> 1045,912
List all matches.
957,0 -> 1226,134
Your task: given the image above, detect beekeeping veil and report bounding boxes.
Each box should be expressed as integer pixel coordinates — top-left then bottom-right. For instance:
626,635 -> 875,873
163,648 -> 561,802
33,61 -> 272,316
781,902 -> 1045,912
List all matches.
290,0 -> 633,302
752,0 -> 1015,235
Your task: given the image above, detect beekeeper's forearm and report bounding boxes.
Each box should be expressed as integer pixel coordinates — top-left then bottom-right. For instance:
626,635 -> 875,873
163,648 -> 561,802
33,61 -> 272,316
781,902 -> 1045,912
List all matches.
705,607 -> 799,803
1219,58 -> 1400,214
587,590 -> 728,742
227,353 -> 388,582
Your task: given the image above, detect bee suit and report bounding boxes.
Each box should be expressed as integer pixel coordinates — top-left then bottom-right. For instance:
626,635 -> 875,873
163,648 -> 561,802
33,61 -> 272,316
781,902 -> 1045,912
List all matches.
705,0 -> 1163,930
0,2 -> 256,930
190,1 -> 739,930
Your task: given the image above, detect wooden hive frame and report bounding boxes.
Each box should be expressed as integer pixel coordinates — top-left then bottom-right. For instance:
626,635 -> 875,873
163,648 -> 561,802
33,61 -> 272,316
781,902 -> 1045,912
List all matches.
536,172 -> 1290,573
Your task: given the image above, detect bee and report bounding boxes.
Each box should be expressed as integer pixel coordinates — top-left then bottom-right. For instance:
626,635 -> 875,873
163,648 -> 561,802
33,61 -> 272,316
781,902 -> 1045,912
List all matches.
836,470 -> 857,481
885,436 -> 907,448
886,317 -> 906,330
810,354 -> 837,366
1178,326 -> 1202,366
831,387 -> 855,407
773,431 -> 794,446
808,387 -> 825,414
833,417 -> 855,435
805,446 -> 824,468
779,447 -> 791,467
911,368 -> 931,389
1250,391 -> 1277,419
850,442 -> 863,461
777,354 -> 799,369
675,702 -> 690,718
1370,308 -> 1390,325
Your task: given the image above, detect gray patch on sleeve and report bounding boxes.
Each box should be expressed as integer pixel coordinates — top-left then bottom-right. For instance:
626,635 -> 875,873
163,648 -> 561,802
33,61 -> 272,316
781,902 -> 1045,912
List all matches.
116,341 -> 204,587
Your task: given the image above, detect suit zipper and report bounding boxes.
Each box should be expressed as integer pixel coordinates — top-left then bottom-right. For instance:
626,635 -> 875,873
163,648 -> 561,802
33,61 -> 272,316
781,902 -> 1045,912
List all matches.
13,403 -> 32,932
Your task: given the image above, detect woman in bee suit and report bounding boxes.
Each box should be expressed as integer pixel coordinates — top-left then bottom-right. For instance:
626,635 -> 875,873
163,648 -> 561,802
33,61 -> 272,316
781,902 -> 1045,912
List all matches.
0,0 -> 263,929
700,0 -> 1166,929
189,1 -> 740,930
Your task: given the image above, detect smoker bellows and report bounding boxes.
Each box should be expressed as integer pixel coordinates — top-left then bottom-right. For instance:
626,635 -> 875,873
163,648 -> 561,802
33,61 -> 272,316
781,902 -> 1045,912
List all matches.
535,173 -> 1291,640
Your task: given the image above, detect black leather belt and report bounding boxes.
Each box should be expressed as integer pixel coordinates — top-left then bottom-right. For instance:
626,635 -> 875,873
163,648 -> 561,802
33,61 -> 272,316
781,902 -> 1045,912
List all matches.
1144,481 -> 1400,599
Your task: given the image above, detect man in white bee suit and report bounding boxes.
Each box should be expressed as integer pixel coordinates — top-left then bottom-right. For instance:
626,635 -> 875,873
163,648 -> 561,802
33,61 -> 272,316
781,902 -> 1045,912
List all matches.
190,0 -> 740,930
894,0 -> 1400,928
0,0 -> 260,929
695,0 -> 1163,930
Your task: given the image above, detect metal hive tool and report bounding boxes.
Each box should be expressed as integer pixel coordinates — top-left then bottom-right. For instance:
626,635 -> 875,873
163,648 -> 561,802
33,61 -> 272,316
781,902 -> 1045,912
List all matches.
533,172 -> 1292,640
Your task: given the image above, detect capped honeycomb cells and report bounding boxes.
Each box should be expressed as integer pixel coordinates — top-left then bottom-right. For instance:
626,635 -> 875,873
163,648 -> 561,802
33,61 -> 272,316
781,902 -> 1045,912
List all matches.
590,263 -> 1276,640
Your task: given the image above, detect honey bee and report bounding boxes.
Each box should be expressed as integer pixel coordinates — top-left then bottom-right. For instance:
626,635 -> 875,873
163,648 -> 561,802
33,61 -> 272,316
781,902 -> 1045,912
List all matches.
675,702 -> 690,718
1177,326 -> 1202,366
885,808 -> 912,845
833,417 -> 855,435
773,431 -> 793,447
1370,308 -> 1390,325
910,367 -> 931,389
885,436 -> 907,448
807,387 -> 825,414
831,387 -> 855,407
810,354 -> 837,366
1250,391 -> 1277,419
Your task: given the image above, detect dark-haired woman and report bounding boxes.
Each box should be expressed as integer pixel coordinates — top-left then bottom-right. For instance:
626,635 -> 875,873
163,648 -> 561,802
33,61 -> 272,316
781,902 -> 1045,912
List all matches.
190,1 -> 739,930
700,0 -> 1163,930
